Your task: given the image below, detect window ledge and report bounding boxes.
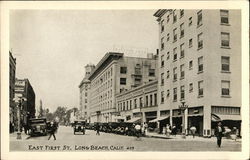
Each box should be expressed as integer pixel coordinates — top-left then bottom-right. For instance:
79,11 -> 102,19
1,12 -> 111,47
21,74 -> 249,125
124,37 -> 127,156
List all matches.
180,56 -> 184,59
197,71 -> 203,74
221,71 -> 231,74
221,95 -> 231,98
221,46 -> 231,49
197,46 -> 203,51
220,23 -> 230,26
198,95 -> 204,98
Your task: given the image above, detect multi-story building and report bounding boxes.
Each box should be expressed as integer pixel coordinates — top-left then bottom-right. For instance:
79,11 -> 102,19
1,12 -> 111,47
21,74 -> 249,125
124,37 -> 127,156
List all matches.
154,9 -> 241,137
89,52 -> 158,123
14,78 -> 36,127
116,80 -> 158,124
79,64 -> 95,122
9,51 -> 16,132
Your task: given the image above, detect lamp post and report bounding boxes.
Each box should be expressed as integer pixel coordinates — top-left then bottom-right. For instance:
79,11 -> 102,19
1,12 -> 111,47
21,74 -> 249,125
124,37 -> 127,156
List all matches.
178,101 -> 188,139
13,97 -> 27,139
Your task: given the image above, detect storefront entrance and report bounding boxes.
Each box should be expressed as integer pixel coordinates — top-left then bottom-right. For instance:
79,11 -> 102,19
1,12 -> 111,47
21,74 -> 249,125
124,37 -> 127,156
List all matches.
188,116 -> 203,136
172,117 -> 182,134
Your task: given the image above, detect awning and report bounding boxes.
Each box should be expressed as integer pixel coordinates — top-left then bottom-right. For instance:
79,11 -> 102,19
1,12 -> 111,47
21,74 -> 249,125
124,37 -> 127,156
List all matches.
114,116 -> 125,120
211,113 -> 241,122
126,117 -> 141,123
149,116 -> 169,123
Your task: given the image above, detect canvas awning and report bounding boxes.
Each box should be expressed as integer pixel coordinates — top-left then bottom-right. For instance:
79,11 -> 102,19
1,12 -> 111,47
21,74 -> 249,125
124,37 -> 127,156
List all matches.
149,116 -> 169,123
211,113 -> 241,122
126,117 -> 141,123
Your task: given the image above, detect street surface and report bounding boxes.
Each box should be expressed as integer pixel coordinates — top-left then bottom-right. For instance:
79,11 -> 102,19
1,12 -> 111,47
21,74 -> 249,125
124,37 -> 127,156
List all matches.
10,126 -> 241,151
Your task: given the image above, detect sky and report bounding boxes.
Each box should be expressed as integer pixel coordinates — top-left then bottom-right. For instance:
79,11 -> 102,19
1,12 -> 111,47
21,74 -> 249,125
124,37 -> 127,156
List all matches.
10,10 -> 159,112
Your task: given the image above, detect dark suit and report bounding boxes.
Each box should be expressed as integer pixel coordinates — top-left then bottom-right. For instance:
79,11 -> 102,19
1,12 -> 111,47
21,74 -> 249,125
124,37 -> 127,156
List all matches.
214,126 -> 224,147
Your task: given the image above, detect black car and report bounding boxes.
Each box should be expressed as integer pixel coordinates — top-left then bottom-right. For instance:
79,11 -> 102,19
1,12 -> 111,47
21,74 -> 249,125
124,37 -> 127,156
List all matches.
73,120 -> 86,135
29,118 -> 47,136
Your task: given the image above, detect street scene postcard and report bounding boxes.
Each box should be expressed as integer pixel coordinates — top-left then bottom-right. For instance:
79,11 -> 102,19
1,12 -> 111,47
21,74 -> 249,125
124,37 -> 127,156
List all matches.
1,1 -> 249,160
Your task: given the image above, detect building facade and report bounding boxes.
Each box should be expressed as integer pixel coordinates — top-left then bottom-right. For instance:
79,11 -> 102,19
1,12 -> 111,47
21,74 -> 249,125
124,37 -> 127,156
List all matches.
88,52 -> 158,123
79,64 -> 95,122
154,9 -> 241,137
116,80 -> 158,124
14,78 -> 36,127
9,51 -> 16,131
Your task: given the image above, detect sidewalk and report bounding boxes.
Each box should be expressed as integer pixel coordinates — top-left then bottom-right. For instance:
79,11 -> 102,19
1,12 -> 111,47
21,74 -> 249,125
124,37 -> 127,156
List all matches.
9,132 -> 30,141
145,132 -> 242,142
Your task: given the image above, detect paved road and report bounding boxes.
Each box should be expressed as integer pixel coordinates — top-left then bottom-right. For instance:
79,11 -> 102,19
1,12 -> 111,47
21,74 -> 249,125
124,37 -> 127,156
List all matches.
10,126 -> 241,151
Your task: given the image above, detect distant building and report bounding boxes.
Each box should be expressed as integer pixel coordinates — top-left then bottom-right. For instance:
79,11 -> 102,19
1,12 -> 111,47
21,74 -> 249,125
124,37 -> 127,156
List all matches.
9,51 -> 16,130
154,9 -> 241,136
116,80 -> 158,124
88,52 -> 158,123
14,78 -> 36,126
79,64 -> 95,122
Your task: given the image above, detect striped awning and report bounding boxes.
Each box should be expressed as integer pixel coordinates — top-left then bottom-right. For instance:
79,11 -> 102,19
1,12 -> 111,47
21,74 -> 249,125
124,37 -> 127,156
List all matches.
211,113 -> 241,121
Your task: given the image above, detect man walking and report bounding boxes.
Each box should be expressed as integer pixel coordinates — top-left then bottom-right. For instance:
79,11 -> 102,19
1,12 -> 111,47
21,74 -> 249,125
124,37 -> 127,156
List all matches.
135,123 -> 141,140
96,123 -> 100,135
190,126 -> 197,138
215,122 -> 224,147
48,122 -> 57,140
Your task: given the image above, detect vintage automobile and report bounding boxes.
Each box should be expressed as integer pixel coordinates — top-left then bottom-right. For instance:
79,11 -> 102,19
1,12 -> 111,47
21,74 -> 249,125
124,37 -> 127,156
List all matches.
29,118 -> 47,136
73,120 -> 86,135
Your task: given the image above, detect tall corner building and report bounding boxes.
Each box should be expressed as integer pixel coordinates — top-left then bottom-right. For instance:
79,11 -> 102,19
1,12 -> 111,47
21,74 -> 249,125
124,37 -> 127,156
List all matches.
79,64 -> 95,122
154,9 -> 241,137
88,52 -> 158,123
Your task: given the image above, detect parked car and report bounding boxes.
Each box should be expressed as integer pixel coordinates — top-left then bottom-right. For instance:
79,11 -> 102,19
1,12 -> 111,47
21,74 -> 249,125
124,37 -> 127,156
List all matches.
73,120 -> 86,135
29,118 -> 47,136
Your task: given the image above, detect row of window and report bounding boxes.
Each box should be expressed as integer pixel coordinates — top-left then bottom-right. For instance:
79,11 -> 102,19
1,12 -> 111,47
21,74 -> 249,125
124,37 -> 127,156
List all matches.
92,67 -> 113,88
161,10 -> 229,33
96,100 -> 113,111
120,66 -> 156,77
160,80 -> 231,103
117,93 -> 158,112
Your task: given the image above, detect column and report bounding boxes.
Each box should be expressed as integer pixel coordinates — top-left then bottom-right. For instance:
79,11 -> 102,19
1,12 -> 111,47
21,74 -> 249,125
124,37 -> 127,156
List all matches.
142,112 -> 146,124
169,109 -> 173,127
184,109 -> 188,135
157,110 -> 160,129
203,105 -> 211,137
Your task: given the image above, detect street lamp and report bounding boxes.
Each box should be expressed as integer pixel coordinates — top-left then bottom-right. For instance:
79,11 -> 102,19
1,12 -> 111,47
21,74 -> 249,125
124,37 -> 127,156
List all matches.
178,101 -> 188,139
13,97 -> 27,139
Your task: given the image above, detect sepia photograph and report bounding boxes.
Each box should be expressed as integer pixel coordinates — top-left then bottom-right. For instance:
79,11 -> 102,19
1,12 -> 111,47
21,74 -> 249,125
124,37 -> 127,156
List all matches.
1,1 -> 249,160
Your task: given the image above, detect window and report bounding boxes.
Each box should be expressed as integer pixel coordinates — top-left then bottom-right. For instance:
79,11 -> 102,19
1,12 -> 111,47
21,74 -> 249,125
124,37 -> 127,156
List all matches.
173,10 -> 177,23
173,28 -> 177,42
161,91 -> 164,103
154,93 -> 157,105
145,96 -> 148,107
180,23 -> 184,38
197,10 -> 202,26
173,47 -> 177,61
120,78 -> 126,85
180,64 -> 185,79
221,81 -> 230,96
180,9 -> 184,18
149,69 -> 155,76
161,20 -> 165,32
134,99 -> 137,109
189,17 -> 192,26
161,37 -> 165,50
198,33 -> 203,49
167,89 -> 170,98
198,80 -> 204,97
189,83 -> 193,92
173,67 -> 177,81
139,97 -> 143,108
180,43 -> 185,58
189,38 -> 193,48
120,67 -> 127,74
173,88 -> 177,101
180,85 -> 185,100
167,52 -> 170,60
85,99 -> 87,103
167,15 -> 170,23
150,94 -> 153,106
198,56 -> 203,72
130,100 -> 132,110
221,32 -> 230,47
167,70 -> 170,79
135,66 -> 141,75
220,10 -> 229,24
161,55 -> 164,67
85,92 -> 87,97
161,73 -> 164,86
221,56 -> 230,72
189,60 -> 193,70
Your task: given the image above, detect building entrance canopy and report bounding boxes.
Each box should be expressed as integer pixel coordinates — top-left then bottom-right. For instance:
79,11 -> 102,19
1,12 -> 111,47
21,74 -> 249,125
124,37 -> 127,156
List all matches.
149,116 -> 169,123
211,113 -> 241,122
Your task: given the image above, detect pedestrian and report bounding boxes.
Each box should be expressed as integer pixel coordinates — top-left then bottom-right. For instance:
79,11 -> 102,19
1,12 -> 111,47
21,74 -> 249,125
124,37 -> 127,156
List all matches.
144,123 -> 148,136
48,122 -> 57,140
166,124 -> 171,137
190,126 -> 197,138
96,123 -> 100,135
215,122 -> 225,148
135,123 -> 141,140
172,124 -> 177,136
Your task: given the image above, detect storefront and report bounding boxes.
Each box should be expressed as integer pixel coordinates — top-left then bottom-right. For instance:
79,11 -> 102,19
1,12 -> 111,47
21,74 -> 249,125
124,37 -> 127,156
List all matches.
187,106 -> 203,136
172,109 -> 183,134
